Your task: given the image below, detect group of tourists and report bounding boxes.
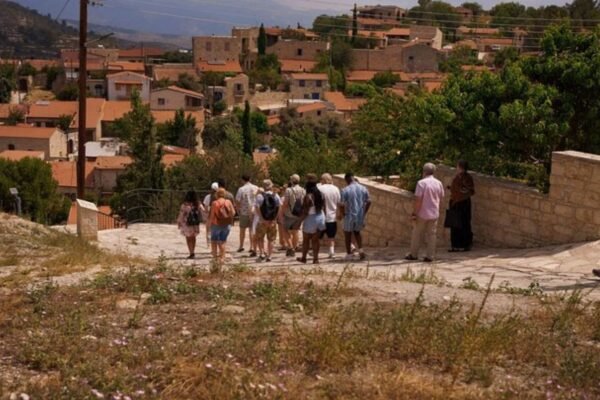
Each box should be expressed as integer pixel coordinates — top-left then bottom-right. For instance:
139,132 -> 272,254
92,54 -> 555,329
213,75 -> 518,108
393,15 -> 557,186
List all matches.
176,172 -> 372,264
176,161 -> 476,265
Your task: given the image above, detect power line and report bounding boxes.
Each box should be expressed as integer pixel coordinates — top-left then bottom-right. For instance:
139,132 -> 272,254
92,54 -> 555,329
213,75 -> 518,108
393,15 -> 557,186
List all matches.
55,0 -> 72,21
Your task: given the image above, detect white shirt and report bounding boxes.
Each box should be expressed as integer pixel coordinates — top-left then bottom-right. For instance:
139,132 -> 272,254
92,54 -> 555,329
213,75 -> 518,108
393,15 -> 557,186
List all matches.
235,182 -> 259,216
318,183 -> 341,223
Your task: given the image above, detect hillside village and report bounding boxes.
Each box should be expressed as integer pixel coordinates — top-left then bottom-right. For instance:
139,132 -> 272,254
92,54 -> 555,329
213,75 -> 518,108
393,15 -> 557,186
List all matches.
0,2 -> 540,205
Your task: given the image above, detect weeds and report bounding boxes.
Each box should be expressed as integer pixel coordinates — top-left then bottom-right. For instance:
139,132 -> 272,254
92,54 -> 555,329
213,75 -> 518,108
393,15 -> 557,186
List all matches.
497,280 -> 544,296
400,267 -> 446,286
460,277 -> 482,290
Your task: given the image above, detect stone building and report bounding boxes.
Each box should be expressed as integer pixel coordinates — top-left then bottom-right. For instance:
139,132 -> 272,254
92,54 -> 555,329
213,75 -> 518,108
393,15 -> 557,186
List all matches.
192,36 -> 242,65
351,42 -> 440,72
106,71 -> 151,101
289,73 -> 329,100
267,40 -> 329,62
0,126 -> 67,160
357,5 -> 406,20
232,27 -> 260,56
150,86 -> 204,111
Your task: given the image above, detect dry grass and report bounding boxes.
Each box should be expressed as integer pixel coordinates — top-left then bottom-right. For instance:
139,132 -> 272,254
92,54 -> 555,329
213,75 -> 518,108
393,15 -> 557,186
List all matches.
0,261 -> 599,399
0,216 -> 139,287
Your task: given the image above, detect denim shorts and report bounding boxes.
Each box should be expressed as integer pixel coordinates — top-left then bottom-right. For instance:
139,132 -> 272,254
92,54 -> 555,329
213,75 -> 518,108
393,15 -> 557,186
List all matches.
211,224 -> 231,243
303,213 -> 325,234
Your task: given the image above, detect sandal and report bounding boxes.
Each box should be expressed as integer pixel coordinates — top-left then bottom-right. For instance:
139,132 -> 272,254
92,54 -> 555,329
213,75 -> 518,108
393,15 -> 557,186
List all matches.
296,257 -> 307,264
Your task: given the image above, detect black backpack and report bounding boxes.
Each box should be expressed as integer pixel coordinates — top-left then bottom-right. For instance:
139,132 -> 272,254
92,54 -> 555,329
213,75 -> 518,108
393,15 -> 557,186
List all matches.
186,206 -> 201,226
260,193 -> 279,221
290,187 -> 304,217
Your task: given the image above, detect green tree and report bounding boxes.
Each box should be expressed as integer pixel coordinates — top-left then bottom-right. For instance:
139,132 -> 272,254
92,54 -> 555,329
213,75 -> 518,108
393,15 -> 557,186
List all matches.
371,71 -> 400,88
490,2 -> 527,27
241,101 -> 253,156
0,157 -> 70,224
460,2 -> 483,16
407,1 -> 462,38
0,77 -> 12,103
6,106 -> 25,125
258,23 -> 267,56
176,73 -> 201,92
268,129 -> 351,185
494,46 -> 520,68
41,65 -> 63,90
18,62 -> 37,76
351,4 -> 358,44
56,82 -> 78,100
250,54 -> 282,90
159,109 -> 199,150
345,82 -> 379,98
162,51 -> 193,63
568,0 -> 600,28
56,114 -> 73,132
113,92 -> 165,193
202,115 -> 242,149
312,15 -> 350,38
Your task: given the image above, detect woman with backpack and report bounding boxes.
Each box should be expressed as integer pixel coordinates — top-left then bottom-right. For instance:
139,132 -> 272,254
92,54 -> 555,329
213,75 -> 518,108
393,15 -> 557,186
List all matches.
209,188 -> 236,264
177,190 -> 202,259
296,176 -> 326,264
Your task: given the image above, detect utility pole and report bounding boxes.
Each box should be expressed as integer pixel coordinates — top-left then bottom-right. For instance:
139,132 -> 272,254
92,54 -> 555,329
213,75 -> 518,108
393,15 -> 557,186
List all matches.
77,0 -> 88,199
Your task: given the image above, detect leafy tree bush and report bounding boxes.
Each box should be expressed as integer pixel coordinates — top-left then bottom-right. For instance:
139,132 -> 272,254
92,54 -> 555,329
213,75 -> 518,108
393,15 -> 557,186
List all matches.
56,83 -> 78,100
6,107 -> 25,125
371,71 -> 400,88
157,109 -> 199,149
176,73 -> 201,92
202,115 -> 242,149
18,62 -> 37,77
0,157 -> 70,224
0,78 -> 12,104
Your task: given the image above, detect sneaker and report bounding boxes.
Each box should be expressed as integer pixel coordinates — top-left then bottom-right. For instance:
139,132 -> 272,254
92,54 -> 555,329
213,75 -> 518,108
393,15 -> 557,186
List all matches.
593,269 -> 600,278
256,255 -> 266,262
328,252 -> 335,259
423,257 -> 433,263
237,247 -> 245,253
265,256 -> 272,262
286,249 -> 295,257
404,255 -> 418,261
359,252 -> 367,261
249,250 -> 257,257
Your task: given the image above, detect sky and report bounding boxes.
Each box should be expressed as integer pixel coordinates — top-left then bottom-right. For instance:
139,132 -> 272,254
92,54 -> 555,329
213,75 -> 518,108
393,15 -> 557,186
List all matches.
13,0 -> 567,36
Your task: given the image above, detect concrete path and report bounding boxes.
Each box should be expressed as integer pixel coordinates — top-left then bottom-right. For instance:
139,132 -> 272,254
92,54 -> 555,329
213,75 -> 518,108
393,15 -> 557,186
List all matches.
98,223 -> 600,300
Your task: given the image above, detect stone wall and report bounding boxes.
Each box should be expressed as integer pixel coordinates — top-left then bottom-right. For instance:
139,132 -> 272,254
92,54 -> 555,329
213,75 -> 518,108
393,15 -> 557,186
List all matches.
333,151 -> 600,249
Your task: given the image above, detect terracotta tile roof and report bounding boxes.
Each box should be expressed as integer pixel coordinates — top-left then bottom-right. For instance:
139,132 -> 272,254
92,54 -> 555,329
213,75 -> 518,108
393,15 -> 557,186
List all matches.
296,102 -> 328,114
351,30 -> 388,39
0,150 -> 45,161
324,91 -> 366,112
118,47 -> 165,58
265,27 -> 283,36
267,115 -> 281,126
50,160 -> 95,188
279,59 -> 317,73
457,26 -> 500,35
102,101 -> 131,122
107,71 -> 149,81
24,59 -> 58,71
386,27 -> 411,37
399,72 -> 447,81
197,60 -> 242,73
94,156 -> 133,170
153,85 -> 204,99
290,73 -> 328,81
162,154 -> 185,168
28,99 -> 104,130
423,80 -> 443,92
153,65 -> 198,82
346,70 -> 378,82
152,110 -> 205,125
0,104 -> 26,119
107,61 -> 146,73
0,126 -> 58,139
461,65 -> 491,72
478,38 -> 514,46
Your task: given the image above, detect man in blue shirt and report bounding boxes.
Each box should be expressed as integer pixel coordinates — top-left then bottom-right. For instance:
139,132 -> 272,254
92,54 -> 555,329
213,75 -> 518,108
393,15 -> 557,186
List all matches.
339,172 -> 371,261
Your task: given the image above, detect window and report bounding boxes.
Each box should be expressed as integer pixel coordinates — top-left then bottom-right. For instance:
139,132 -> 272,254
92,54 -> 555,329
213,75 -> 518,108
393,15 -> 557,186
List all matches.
206,42 -> 212,51
225,42 -> 230,51
316,80 -> 322,87
8,144 -> 15,150
158,98 -> 166,105
408,56 -> 414,61
236,83 -> 243,91
297,48 -> 303,56
299,80 -> 306,87
317,110 -> 322,116
312,92 -> 320,100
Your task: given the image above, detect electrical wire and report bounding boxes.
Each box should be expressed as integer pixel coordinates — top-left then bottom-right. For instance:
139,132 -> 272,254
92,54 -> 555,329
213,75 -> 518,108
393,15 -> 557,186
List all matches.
55,0 -> 73,21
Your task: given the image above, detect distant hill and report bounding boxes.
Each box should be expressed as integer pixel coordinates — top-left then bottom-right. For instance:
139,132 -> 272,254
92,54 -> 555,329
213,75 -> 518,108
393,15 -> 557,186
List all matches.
0,0 -> 178,60
0,0 -> 81,58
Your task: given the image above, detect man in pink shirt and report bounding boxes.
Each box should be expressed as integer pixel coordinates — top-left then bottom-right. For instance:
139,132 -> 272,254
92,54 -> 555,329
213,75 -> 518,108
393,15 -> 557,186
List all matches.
405,163 -> 445,262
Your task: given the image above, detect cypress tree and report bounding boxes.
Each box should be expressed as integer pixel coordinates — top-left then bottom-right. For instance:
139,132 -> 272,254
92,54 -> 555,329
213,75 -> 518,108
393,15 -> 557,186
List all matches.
242,101 -> 253,156
258,23 -> 267,56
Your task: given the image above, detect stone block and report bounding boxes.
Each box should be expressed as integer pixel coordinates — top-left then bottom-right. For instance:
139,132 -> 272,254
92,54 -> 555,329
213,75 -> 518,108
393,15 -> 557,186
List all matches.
575,208 -> 594,223
540,201 -> 554,214
554,204 -> 575,219
76,199 -> 98,241
519,219 -> 539,236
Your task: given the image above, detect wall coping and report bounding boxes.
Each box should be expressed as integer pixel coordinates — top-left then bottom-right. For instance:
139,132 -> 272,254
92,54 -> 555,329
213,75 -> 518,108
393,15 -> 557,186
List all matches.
437,166 -> 541,195
553,150 -> 600,165
334,174 -> 414,198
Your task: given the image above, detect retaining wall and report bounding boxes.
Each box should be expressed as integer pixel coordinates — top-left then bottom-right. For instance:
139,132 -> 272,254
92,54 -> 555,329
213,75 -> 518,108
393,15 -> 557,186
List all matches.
333,151 -> 600,248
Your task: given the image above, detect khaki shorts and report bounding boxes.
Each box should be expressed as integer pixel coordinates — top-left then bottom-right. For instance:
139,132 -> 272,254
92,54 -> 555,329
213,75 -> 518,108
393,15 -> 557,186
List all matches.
256,222 -> 277,242
284,215 -> 300,230
239,214 -> 252,229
